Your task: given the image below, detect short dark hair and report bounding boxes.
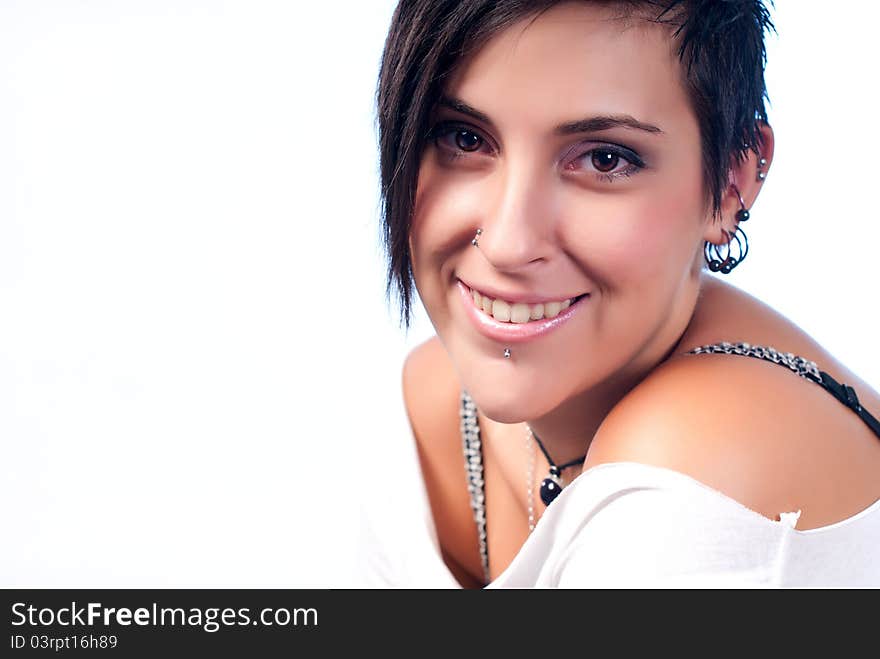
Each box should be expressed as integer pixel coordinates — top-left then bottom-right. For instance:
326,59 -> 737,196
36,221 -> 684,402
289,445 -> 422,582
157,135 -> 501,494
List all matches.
376,0 -> 775,328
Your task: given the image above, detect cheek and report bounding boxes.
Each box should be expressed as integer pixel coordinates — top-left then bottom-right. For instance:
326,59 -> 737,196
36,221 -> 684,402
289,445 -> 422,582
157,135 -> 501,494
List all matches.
561,180 -> 705,285
410,163 -> 443,276
411,160 -> 482,272
633,188 -> 703,276
409,161 -> 468,316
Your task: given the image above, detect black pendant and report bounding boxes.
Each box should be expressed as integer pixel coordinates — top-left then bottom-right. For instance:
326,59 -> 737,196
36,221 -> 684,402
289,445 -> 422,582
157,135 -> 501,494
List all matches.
540,474 -> 562,506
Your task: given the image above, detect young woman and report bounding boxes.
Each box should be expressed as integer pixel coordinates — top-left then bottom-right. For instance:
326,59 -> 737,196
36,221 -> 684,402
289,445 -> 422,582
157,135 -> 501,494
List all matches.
366,0 -> 880,587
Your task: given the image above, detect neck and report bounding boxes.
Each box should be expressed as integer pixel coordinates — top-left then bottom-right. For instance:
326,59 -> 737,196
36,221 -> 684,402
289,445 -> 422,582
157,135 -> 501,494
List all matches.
525,280 -> 702,476
526,364 -> 640,473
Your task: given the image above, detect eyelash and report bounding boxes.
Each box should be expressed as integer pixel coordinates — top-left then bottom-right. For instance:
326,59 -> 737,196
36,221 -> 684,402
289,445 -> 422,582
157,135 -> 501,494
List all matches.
427,121 -> 646,182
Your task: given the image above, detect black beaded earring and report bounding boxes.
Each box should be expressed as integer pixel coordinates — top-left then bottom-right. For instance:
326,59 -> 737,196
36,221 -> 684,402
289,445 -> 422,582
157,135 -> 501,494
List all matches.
704,186 -> 750,275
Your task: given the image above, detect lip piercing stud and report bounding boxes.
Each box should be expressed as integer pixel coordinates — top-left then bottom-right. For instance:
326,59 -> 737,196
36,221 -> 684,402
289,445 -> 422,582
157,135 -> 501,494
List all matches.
471,228 -> 482,247
504,348 -> 511,359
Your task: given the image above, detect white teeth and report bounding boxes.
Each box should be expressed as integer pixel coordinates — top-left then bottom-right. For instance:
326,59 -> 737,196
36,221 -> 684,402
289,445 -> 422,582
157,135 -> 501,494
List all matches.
470,286 -> 581,323
510,303 -> 531,324
492,299 -> 511,322
544,301 -> 562,318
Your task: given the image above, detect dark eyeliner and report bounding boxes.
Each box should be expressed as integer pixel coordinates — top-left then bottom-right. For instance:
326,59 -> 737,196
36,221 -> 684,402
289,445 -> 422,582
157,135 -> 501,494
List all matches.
586,143 -> 645,169
427,120 -> 479,142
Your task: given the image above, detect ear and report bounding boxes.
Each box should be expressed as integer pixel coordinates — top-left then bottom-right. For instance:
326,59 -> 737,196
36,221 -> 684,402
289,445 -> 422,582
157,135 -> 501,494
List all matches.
703,122 -> 775,246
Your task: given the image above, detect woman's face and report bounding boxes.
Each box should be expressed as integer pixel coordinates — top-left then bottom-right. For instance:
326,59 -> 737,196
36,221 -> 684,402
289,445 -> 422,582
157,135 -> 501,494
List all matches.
410,2 -> 714,423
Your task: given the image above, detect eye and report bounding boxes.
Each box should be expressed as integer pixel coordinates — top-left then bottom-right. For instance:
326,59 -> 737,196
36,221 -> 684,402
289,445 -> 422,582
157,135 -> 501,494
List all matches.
428,122 -> 492,157
591,150 -> 619,173
453,129 -> 482,152
565,144 -> 646,181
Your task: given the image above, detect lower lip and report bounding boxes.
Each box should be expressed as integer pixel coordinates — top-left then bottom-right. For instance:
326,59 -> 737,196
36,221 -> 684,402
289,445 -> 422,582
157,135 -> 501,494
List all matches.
457,280 -> 589,344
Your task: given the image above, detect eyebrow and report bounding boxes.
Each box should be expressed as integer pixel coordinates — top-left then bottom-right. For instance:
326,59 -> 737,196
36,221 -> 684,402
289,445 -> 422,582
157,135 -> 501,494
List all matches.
437,95 -> 663,136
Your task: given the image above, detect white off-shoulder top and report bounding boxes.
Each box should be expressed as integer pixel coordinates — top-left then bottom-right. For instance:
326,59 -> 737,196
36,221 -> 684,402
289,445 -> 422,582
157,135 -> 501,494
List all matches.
359,446 -> 880,588
357,342 -> 880,588
487,461 -> 880,587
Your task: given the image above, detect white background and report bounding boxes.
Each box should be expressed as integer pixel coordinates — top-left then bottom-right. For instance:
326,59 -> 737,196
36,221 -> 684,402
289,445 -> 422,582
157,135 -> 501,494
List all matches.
1,1 -> 877,586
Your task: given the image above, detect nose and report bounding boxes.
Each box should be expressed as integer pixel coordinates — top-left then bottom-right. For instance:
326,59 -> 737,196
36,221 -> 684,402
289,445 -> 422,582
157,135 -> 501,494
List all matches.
474,161 -> 554,273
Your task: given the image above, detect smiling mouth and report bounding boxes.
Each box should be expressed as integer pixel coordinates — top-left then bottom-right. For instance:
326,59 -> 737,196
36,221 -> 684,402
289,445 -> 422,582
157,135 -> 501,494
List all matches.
465,285 -> 589,324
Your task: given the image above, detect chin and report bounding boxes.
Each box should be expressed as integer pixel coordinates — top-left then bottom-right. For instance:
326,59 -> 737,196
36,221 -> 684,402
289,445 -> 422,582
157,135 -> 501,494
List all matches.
462,378 -> 549,424
475,403 -> 525,425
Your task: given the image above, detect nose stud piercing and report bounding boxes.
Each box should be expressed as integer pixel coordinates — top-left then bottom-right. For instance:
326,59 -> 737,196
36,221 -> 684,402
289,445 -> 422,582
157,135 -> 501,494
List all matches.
504,348 -> 511,359
472,228 -> 482,247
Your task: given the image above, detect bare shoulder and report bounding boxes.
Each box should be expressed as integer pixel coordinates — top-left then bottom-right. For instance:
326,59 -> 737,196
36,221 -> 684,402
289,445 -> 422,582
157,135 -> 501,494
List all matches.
586,279 -> 880,530
681,275 -> 880,404
401,336 -> 483,587
402,335 -> 461,444
401,336 -> 467,500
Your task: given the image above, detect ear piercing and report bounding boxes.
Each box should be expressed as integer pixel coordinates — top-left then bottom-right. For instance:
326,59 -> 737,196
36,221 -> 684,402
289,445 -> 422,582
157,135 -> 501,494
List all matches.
733,184 -> 750,223
704,184 -> 750,274
705,226 -> 748,274
757,157 -> 767,182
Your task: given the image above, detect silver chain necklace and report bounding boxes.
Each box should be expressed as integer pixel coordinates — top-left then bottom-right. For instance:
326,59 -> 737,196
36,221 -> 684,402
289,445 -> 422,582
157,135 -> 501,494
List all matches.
526,426 -> 536,533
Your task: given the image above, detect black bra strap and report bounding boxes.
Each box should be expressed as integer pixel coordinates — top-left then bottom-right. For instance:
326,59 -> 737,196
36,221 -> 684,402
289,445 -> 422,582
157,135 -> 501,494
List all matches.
687,341 -> 880,440
818,370 -> 880,438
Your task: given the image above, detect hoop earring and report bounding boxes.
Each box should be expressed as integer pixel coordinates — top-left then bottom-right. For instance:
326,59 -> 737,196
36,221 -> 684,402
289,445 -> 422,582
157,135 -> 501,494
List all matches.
704,188 -> 750,274
733,185 -> 750,223
704,224 -> 749,274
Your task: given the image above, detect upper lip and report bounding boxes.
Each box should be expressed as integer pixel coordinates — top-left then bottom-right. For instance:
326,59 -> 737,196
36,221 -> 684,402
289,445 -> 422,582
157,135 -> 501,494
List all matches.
459,278 -> 588,305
